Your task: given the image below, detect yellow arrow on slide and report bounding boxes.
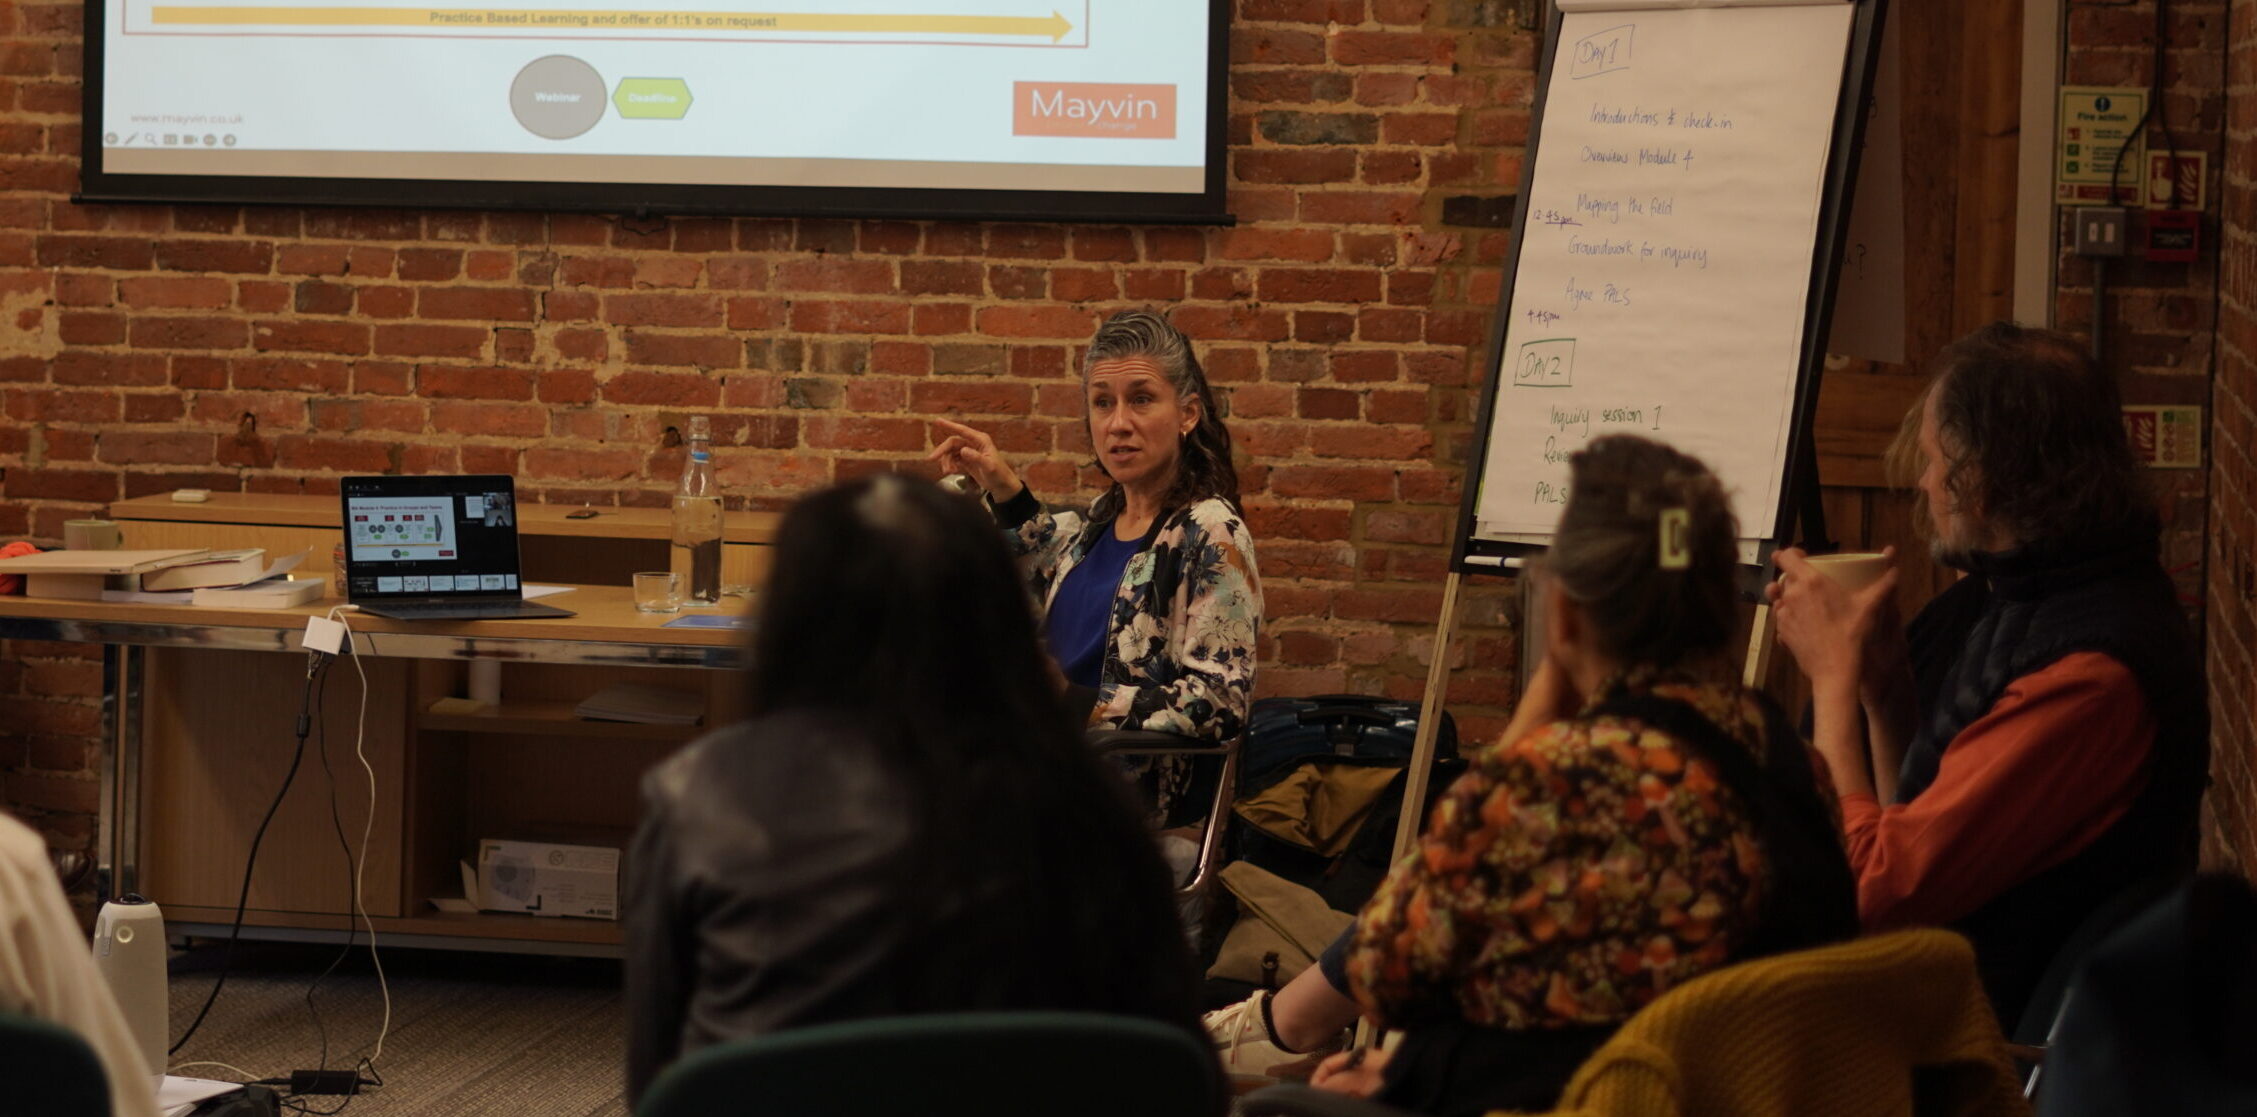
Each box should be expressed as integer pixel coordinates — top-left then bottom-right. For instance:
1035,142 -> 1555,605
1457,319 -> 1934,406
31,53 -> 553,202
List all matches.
151,7 -> 1075,40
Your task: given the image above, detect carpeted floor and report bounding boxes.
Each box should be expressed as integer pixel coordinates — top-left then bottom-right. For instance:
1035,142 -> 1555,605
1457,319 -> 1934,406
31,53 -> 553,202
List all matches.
165,942 -> 629,1116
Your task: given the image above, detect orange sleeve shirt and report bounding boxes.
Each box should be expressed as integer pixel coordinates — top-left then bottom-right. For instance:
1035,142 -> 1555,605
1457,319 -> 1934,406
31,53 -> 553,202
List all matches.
1838,651 -> 2156,930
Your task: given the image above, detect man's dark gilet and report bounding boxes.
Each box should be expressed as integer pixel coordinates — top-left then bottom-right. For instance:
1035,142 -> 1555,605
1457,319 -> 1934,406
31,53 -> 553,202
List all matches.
1897,526 -> 2208,1029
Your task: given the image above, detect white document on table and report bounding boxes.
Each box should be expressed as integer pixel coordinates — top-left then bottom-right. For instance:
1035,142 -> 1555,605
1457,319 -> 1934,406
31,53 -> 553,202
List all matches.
159,1075 -> 242,1116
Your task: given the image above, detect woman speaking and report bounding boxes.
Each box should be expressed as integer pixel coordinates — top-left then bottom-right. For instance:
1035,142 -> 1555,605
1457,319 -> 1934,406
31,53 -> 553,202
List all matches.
931,308 -> 1260,825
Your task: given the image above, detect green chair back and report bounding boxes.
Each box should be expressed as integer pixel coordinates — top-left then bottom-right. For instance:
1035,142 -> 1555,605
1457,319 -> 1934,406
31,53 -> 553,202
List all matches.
0,1011 -> 113,1116
637,1011 -> 1219,1117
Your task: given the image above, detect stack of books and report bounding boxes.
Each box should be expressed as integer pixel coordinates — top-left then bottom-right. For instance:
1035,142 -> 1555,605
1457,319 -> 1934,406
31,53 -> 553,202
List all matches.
0,547 -> 317,605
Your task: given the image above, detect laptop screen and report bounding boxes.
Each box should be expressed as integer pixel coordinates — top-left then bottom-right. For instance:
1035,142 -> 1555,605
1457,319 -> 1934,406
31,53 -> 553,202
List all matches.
340,475 -> 524,600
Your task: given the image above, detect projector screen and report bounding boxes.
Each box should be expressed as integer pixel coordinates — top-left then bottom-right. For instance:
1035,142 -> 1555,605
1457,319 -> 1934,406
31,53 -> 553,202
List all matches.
81,0 -> 1229,222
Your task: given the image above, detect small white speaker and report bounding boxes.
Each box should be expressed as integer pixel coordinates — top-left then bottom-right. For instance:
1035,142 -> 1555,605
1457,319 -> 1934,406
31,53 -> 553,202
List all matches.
92,894 -> 167,1077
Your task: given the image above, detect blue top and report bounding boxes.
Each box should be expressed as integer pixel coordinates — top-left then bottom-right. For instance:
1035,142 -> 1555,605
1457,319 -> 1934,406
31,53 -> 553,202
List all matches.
1044,524 -> 1142,689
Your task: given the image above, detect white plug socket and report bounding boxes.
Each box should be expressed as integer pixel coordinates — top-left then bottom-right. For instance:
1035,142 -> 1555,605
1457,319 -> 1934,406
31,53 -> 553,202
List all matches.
301,616 -> 348,656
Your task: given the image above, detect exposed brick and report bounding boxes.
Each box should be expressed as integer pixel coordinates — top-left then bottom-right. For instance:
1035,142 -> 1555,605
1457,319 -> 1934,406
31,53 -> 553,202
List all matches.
977,305 -> 1095,338
625,331 -> 742,369
1330,30 -> 1455,67
35,234 -> 152,270
601,370 -> 724,407
430,400 -> 549,438
252,320 -> 371,356
418,287 -> 537,322
56,310 -> 122,345
396,247 -> 463,281
790,300 -> 914,335
124,317 -> 248,350
5,389 -> 116,423
604,292 -> 725,328
415,365 -> 534,401
774,257 -> 895,294
1269,464 -> 1397,502
1259,267 -> 1386,304
97,430 -> 214,465
274,435 -> 397,473
373,324 -> 488,359
118,276 -> 231,309
1235,149 -> 1360,185
5,469 -> 119,502
900,259 -> 984,296
805,415 -> 927,452
909,381 -> 1034,414
232,357 -> 351,392
154,239 -> 274,274
1256,111 -> 1380,146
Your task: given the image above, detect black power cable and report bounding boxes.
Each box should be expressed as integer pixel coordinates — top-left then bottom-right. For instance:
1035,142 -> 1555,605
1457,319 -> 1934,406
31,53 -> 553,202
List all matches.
2097,0 -> 2174,363
170,654 -> 327,1056
290,659 -> 390,1115
304,664 -> 354,1096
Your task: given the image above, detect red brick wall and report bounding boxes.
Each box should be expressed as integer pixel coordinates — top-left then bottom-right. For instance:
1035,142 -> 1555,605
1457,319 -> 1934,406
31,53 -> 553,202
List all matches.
2209,0 -> 2257,875
2054,0 -> 2242,871
2057,1 -> 2227,621
0,2 -> 1537,848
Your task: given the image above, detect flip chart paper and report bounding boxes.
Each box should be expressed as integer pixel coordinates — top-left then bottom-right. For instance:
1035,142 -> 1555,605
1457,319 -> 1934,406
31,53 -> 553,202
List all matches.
1473,3 -> 1855,550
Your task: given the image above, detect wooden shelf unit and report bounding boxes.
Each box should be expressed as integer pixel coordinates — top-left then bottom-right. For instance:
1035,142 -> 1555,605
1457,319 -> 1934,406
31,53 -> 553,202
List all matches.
82,491 -> 765,954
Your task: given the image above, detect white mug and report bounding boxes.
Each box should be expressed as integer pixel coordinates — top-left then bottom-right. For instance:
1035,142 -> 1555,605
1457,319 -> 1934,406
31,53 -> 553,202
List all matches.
1804,552 -> 1890,592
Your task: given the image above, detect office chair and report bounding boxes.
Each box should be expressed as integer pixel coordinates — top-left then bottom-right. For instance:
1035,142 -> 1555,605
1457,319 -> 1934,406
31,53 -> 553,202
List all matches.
1088,728 -> 1241,899
636,1011 -> 1221,1117
1244,930 -> 2029,1117
2030,874 -> 2257,1117
0,1012 -> 113,1116
2008,872 -> 2185,1097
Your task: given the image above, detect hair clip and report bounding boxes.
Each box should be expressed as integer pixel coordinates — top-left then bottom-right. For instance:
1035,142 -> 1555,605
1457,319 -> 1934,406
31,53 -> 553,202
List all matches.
1658,508 -> 1691,570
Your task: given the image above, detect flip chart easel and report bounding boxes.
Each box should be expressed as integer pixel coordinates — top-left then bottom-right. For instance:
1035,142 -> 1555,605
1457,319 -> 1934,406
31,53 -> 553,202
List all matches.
1393,0 -> 1887,864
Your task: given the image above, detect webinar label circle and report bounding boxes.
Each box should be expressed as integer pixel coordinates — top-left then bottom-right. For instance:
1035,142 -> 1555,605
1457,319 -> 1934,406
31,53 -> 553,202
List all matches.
511,56 -> 607,140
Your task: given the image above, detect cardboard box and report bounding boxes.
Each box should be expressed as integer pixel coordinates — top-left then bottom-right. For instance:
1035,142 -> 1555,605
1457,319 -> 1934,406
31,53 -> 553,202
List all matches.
462,838 -> 619,920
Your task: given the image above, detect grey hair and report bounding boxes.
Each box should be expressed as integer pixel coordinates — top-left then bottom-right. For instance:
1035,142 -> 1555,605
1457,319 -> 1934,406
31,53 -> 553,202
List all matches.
1084,308 -> 1197,384
1082,308 -> 1240,518
1546,435 -> 1739,668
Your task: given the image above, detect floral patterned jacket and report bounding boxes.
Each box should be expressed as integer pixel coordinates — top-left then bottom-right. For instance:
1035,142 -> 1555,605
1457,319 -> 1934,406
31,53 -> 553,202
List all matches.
1345,664 -> 1771,1032
994,487 -> 1261,746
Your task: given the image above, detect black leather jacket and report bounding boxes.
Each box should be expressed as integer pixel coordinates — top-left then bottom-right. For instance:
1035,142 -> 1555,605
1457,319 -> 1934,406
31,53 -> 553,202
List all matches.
623,710 -> 1208,1103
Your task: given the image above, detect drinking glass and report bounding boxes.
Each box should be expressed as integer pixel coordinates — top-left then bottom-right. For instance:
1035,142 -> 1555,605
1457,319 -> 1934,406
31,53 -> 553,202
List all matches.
634,571 -> 682,614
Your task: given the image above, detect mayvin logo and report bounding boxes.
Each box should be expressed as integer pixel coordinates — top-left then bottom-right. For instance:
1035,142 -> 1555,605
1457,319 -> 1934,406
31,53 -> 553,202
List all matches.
1014,82 -> 1176,138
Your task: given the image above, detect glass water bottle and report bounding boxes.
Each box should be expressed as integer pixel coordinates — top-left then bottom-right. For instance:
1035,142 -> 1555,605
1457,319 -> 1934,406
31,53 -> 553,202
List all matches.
670,415 -> 723,607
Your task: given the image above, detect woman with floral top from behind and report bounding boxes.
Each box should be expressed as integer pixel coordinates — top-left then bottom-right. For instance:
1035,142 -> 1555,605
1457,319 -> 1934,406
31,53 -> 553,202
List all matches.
928,308 -> 1259,828
1311,434 -> 1859,1116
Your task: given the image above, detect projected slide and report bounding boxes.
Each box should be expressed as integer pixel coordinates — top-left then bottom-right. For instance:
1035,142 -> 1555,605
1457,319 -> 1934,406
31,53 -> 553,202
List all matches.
348,498 -> 459,562
96,0 -> 1210,196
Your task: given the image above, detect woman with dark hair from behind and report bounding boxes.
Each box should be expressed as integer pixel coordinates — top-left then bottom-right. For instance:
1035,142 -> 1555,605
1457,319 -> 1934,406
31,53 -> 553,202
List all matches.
1302,435 -> 1859,1116
623,474 -> 1214,1108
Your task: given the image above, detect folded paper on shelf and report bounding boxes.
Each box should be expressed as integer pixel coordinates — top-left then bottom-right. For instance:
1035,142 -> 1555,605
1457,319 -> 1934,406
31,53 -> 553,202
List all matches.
574,683 -> 704,726
464,839 -> 620,920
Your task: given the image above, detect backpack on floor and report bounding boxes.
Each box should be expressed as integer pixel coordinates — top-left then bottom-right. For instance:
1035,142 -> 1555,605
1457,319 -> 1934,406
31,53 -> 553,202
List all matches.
1198,696 -> 1463,1006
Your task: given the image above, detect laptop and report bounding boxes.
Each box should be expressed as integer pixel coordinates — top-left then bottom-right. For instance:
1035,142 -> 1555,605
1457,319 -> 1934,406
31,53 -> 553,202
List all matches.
339,475 -> 574,620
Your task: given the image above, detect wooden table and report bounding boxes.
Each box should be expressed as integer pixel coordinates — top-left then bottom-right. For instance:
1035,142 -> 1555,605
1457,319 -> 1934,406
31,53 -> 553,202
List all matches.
4,492 -> 775,955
